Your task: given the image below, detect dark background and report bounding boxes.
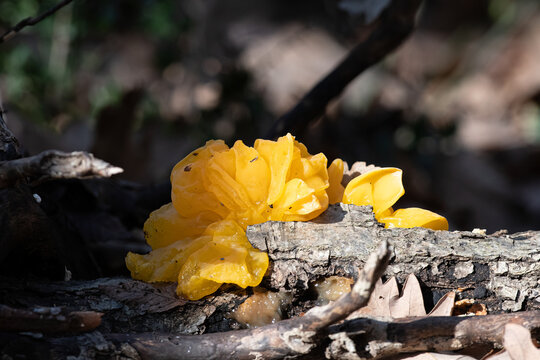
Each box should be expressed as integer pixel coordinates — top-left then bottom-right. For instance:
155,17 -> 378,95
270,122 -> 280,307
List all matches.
1,0 -> 540,233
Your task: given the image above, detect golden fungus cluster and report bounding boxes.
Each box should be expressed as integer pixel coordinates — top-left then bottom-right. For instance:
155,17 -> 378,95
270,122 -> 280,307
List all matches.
126,133 -> 448,300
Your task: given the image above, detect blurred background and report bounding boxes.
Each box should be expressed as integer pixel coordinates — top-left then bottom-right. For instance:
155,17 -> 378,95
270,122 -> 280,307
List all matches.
1,0 -> 540,233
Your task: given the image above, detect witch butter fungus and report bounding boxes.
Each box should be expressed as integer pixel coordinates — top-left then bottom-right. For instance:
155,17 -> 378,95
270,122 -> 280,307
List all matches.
126,133 -> 448,300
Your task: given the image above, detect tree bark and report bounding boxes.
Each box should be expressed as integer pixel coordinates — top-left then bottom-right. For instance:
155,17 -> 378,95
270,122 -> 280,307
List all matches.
1,204 -> 539,359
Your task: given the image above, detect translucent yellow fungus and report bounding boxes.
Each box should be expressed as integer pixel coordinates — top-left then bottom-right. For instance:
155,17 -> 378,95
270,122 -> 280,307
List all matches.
379,207 -> 449,230
178,220 -> 268,301
127,134 -> 330,300
342,168 -> 404,218
143,203 -> 219,250
341,167 -> 448,230
126,134 -> 448,301
327,158 -> 345,204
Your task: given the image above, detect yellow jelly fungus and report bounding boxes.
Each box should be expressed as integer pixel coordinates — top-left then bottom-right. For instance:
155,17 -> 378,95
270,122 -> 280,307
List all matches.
170,140 -> 230,220
340,167 -> 448,231
127,134 -> 448,300
127,134 -> 331,300
178,220 -> 268,301
379,207 -> 449,230
327,158 -> 345,204
125,234 -> 212,283
342,168 -> 405,218
143,203 -> 219,250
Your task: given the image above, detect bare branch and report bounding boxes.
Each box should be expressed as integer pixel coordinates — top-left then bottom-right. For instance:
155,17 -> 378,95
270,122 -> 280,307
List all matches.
0,0 -> 74,44
0,304 -> 102,334
117,240 -> 392,360
266,0 -> 422,139
0,150 -> 123,188
104,311 -> 540,360
327,311 -> 540,359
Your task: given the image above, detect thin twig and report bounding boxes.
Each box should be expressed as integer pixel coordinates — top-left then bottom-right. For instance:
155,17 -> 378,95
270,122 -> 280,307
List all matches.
266,0 -> 422,139
107,311 -> 540,359
0,150 -> 123,188
328,311 -> 540,359
0,0 -> 74,44
0,304 -> 102,334
301,239 -> 391,330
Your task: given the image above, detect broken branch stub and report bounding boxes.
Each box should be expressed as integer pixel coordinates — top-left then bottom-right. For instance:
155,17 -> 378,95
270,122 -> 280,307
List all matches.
0,150 -> 123,188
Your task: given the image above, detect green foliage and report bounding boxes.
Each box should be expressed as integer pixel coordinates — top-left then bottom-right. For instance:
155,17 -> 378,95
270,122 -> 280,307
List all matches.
0,0 -> 191,127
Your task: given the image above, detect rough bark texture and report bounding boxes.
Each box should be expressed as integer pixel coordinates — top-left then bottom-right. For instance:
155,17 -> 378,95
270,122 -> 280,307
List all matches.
0,150 -> 123,189
5,239 -> 537,360
0,278 -> 248,336
326,311 -> 540,359
1,204 -> 539,359
248,203 -> 540,313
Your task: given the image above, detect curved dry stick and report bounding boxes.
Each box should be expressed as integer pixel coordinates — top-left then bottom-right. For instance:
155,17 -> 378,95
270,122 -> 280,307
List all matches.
4,310 -> 539,359
0,150 -> 123,188
266,0 -> 422,139
0,304 -> 102,334
110,308 -> 540,359
0,0 -> 74,44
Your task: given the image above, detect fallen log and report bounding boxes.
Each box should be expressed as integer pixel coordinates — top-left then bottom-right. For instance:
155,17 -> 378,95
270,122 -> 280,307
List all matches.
1,204 -> 539,359
3,204 -> 536,337
248,203 -> 540,313
4,239 -> 537,360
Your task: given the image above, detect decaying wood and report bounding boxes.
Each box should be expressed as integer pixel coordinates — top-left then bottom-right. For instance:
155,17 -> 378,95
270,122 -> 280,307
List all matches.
2,305 -> 539,359
0,107 -> 22,161
121,312 -> 540,360
326,311 -> 540,359
0,277 -> 249,336
0,304 -> 102,334
1,211 -> 539,358
1,242 -> 392,359
248,203 -> 540,312
106,240 -> 392,360
0,150 -> 123,188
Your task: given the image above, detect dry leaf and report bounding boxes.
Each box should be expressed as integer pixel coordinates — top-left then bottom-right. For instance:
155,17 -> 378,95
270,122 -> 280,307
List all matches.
429,291 -> 456,316
501,323 -> 540,360
389,273 -> 427,317
349,274 -> 457,319
399,353 -> 476,359
350,277 -> 399,318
